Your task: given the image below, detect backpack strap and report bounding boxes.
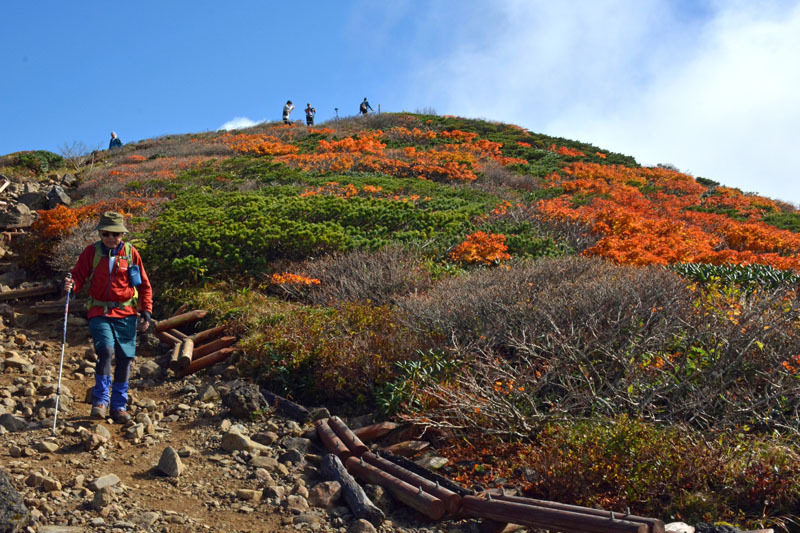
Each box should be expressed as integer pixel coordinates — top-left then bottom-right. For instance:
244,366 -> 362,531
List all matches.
86,242 -> 138,314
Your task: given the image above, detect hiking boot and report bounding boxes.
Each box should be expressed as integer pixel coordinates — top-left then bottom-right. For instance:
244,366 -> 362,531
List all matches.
90,404 -> 107,419
111,409 -> 131,424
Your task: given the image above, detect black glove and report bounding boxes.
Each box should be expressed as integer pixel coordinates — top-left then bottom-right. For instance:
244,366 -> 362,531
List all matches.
140,311 -> 151,323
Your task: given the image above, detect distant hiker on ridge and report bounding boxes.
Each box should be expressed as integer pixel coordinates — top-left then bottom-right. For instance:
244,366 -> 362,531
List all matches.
305,103 -> 316,126
283,100 -> 294,125
359,97 -> 373,115
109,131 -> 122,150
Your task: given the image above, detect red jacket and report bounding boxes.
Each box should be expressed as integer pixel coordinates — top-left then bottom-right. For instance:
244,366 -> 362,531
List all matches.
70,241 -> 153,320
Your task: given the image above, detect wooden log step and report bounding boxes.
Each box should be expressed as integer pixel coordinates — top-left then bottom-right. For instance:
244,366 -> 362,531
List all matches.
0,283 -> 60,301
327,416 -> 369,456
352,421 -> 398,442
190,325 -> 226,345
192,336 -> 236,359
345,455 -> 446,521
259,388 -> 311,423
176,347 -> 235,378
382,440 -> 429,457
154,310 -> 208,332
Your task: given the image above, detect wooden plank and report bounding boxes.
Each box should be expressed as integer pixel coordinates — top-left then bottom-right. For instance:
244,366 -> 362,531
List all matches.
176,347 -> 235,378
383,440 -> 429,457
154,310 -> 208,332
192,336 -> 236,359
461,496 -> 647,533
0,283 -> 59,301
177,339 -> 194,370
259,388 -> 311,423
345,455 -> 446,521
352,421 -> 398,442
190,325 -> 226,345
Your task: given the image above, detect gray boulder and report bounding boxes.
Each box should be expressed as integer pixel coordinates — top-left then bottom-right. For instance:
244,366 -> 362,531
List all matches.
61,173 -> 77,187
0,204 -> 35,229
0,468 -> 30,532
47,185 -> 71,208
223,380 -> 268,420
0,414 -> 28,432
17,192 -> 47,210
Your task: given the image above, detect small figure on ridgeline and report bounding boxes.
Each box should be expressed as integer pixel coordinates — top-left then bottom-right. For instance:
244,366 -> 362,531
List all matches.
359,97 -> 373,115
305,103 -> 316,126
109,131 -> 122,149
63,212 -> 153,425
283,100 -> 294,125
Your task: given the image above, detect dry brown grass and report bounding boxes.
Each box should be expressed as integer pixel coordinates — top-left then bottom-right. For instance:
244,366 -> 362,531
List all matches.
270,246 -> 432,307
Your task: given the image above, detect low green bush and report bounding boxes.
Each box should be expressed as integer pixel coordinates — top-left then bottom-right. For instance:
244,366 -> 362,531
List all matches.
146,189 -> 489,282
763,211 -> 800,233
16,150 -> 64,174
670,262 -> 800,289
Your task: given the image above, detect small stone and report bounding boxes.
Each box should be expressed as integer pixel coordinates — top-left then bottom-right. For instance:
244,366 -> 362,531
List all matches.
221,431 -> 268,454
33,440 -> 59,453
88,474 -> 121,491
137,360 -> 161,379
25,472 -> 47,488
364,484 -> 392,514
284,494 -> 309,513
236,488 -> 262,501
294,484 -> 309,499
4,352 -> 32,369
251,431 -> 279,445
263,484 -> 285,499
92,486 -> 116,509
42,477 -> 62,492
309,407 -> 331,420
157,446 -> 184,477
255,468 -> 273,483
415,456 -> 449,470
124,423 -> 145,440
665,524 -> 695,533
281,437 -> 311,453
131,511 -> 160,528
278,449 -> 304,465
293,512 -> 322,526
198,385 -> 220,402
84,432 -> 109,451
177,446 -> 196,457
308,481 -> 342,508
348,519 -> 377,533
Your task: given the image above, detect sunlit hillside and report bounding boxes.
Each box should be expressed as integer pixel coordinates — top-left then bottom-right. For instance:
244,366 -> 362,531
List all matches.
3,112 -> 799,529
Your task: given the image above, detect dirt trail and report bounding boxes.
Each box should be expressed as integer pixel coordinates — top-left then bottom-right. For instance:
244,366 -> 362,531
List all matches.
0,306 -> 290,532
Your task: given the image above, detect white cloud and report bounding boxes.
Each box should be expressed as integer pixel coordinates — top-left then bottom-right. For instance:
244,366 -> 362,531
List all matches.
413,0 -> 800,204
218,117 -> 261,131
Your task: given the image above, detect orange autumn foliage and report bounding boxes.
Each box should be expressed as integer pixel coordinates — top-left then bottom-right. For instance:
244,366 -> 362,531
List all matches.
270,272 -> 321,285
451,231 -> 512,265
32,199 -> 152,239
550,144 -> 585,157
220,133 -> 299,156
537,162 -> 800,270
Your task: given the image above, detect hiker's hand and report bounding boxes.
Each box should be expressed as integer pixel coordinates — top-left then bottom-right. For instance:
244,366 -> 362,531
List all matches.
138,311 -> 151,332
63,275 -> 73,294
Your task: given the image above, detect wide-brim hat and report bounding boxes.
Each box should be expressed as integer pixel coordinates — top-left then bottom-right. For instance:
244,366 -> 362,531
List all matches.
97,211 -> 128,233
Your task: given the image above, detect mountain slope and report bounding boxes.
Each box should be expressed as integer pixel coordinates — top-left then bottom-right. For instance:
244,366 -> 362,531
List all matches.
3,112 -> 799,529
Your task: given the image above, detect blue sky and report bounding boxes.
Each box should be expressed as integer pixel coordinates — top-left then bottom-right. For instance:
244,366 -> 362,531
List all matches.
2,0 -> 799,203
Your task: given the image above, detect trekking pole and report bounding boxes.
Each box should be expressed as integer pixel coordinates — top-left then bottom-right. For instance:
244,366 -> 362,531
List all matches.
52,273 -> 71,435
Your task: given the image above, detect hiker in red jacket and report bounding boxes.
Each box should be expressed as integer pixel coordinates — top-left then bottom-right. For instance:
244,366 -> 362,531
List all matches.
63,211 -> 153,424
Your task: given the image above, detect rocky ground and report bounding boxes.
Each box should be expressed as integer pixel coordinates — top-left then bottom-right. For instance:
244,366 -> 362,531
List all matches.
0,301 -> 488,533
